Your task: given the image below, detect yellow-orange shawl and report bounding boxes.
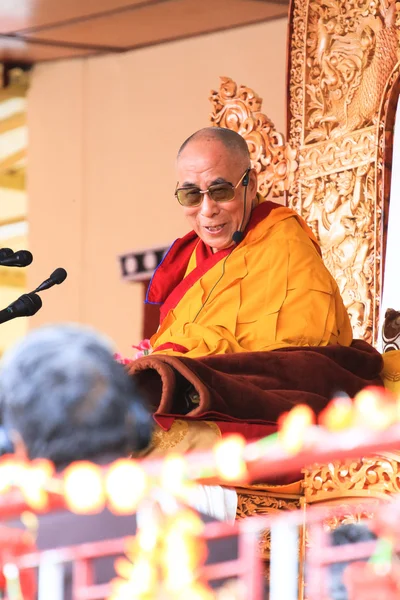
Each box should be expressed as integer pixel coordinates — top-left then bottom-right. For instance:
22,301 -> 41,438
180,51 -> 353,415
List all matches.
146,199 -> 352,358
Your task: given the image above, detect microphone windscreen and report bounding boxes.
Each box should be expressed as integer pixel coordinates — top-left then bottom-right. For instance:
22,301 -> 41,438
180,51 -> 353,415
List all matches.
52,267 -> 68,284
232,230 -> 244,244
15,250 -> 33,266
0,248 -> 13,260
20,293 -> 42,316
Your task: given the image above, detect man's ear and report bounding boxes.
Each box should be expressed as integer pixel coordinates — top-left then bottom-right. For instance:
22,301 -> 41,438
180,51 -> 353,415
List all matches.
249,168 -> 258,201
11,430 -> 29,460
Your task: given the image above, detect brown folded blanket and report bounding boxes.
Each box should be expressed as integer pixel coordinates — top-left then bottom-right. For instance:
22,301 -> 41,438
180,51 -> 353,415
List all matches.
128,340 -> 383,425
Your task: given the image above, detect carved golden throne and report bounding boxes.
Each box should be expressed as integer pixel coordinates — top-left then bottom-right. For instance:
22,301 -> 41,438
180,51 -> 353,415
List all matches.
208,0 -> 400,574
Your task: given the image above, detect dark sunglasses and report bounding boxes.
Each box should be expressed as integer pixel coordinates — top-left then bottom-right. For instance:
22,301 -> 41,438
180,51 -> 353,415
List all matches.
175,168 -> 250,207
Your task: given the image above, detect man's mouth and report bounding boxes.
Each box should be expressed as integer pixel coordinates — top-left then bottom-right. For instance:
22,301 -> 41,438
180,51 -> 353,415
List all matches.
205,225 -> 225,233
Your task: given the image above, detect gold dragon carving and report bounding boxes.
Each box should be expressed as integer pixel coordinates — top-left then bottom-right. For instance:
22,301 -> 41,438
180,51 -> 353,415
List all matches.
209,77 -> 298,199
288,0 -> 400,344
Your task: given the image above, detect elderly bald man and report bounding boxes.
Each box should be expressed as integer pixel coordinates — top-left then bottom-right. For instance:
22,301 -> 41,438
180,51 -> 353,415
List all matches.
147,127 -> 352,358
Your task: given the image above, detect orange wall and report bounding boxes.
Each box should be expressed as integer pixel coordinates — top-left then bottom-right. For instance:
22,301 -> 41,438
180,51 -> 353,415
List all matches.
27,18 -> 288,356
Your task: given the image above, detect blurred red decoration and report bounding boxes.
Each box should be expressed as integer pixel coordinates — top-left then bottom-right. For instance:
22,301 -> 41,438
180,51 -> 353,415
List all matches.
343,561 -> 400,600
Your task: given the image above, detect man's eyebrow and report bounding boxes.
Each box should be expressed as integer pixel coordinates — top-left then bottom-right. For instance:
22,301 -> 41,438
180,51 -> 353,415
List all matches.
211,177 -> 233,186
180,177 -> 233,188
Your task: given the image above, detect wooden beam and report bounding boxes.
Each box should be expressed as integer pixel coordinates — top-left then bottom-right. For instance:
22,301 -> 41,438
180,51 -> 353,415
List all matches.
0,266 -> 25,288
0,150 -> 26,174
0,168 -> 25,191
0,112 -> 26,135
0,214 -> 26,227
0,87 -> 26,101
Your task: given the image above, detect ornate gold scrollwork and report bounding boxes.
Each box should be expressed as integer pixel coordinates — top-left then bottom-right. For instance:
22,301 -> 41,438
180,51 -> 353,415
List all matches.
304,0 -> 398,142
210,0 -> 400,344
303,454 -> 400,503
209,77 -> 298,199
288,0 -> 400,344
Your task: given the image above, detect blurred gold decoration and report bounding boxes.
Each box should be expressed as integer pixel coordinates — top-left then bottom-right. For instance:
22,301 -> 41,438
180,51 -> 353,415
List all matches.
0,65 -> 29,96
209,77 -> 298,198
0,62 -> 29,356
0,267 -> 25,289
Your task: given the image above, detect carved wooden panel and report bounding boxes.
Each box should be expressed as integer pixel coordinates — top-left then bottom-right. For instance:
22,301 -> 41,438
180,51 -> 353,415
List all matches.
303,453 -> 400,503
210,77 -> 297,199
236,488 -> 301,559
287,0 -> 400,344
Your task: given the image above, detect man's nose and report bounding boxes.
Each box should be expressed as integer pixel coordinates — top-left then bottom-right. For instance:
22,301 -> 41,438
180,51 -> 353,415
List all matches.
200,193 -> 219,218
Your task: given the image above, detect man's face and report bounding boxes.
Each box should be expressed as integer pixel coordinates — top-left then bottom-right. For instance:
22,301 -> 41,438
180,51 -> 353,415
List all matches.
176,139 -> 257,252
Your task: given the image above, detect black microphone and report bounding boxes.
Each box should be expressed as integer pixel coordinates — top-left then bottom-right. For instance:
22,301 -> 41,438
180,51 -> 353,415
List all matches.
32,267 -> 67,293
0,248 -> 14,261
0,293 -> 42,325
232,230 -> 244,244
0,250 -> 33,267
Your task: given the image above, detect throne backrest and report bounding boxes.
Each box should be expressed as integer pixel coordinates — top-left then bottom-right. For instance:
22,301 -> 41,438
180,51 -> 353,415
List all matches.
209,77 -> 297,201
210,1 -> 400,347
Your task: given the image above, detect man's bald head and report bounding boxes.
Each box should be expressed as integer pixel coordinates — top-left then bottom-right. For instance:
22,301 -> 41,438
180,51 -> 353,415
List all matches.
177,127 -> 250,165
175,126 -> 258,253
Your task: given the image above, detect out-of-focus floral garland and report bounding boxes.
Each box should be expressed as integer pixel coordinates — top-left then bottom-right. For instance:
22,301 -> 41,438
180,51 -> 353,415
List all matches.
108,506 -> 214,600
0,385 -> 398,600
0,386 -> 397,515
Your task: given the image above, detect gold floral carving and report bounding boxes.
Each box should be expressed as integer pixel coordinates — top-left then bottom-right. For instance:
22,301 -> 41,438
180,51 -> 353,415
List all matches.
303,454 -> 400,503
288,0 -> 308,147
305,1 -> 398,142
297,127 -> 376,179
209,77 -> 298,198
300,162 -> 376,340
236,490 -> 300,558
288,0 -> 400,344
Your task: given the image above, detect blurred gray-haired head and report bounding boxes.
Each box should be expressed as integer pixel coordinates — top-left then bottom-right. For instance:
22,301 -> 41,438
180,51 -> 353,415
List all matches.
0,324 -> 152,467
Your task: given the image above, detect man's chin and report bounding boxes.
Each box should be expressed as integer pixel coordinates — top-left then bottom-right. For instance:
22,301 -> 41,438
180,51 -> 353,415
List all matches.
209,238 -> 235,253
198,231 -> 234,252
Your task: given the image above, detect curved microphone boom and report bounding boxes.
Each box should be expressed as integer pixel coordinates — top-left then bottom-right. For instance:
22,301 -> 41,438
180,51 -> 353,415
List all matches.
232,168 -> 250,245
0,293 -> 42,325
33,267 -> 67,293
0,250 -> 33,267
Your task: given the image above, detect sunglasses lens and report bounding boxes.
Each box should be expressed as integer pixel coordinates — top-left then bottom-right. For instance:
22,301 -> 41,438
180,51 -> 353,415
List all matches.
176,183 -> 235,206
177,189 -> 202,206
209,184 -> 235,202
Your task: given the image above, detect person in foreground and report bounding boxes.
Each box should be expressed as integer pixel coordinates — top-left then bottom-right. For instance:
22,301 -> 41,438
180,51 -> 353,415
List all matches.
129,127 -> 382,433
0,324 -> 152,466
0,325 -> 240,595
0,324 -> 153,600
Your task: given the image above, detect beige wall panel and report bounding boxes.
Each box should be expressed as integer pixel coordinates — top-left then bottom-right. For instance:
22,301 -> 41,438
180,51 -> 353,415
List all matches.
27,19 -> 287,356
27,60 -> 84,327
